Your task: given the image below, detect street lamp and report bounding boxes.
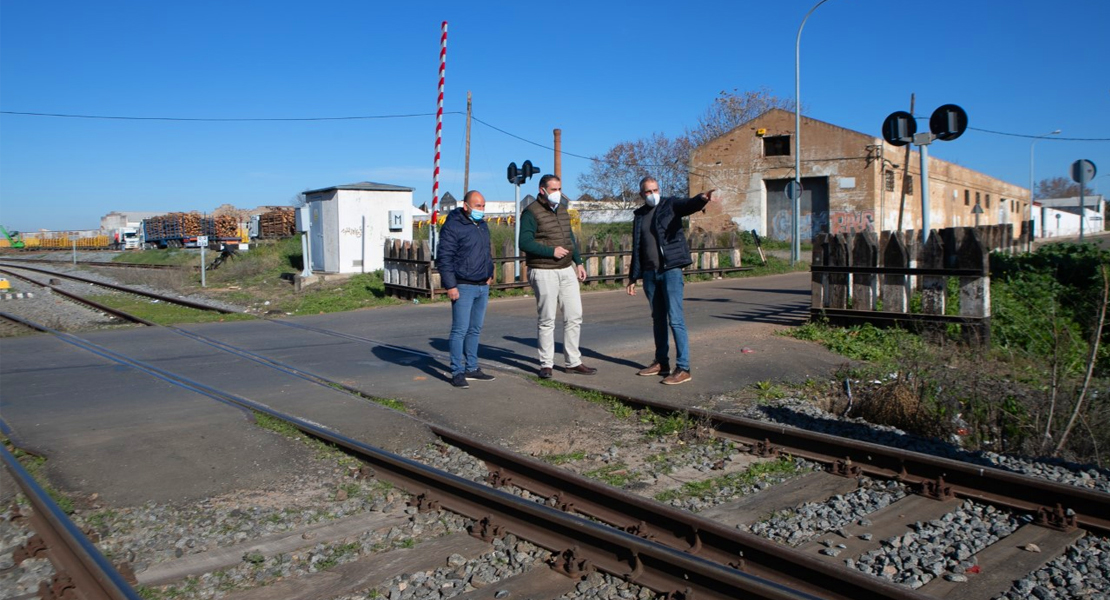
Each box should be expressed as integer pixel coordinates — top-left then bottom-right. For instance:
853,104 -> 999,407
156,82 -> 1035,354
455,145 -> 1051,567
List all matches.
793,0 -> 831,265
1028,129 -> 1060,251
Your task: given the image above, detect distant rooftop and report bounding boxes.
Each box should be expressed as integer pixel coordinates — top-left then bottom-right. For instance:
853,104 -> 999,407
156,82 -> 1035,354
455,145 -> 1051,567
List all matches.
304,181 -> 415,195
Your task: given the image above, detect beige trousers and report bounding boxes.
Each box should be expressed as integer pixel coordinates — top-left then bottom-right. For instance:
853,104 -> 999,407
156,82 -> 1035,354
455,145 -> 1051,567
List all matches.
528,265 -> 583,368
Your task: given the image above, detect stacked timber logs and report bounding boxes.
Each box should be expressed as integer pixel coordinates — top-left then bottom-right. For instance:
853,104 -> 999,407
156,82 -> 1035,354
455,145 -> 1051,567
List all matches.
143,213 -> 240,240
258,208 -> 297,238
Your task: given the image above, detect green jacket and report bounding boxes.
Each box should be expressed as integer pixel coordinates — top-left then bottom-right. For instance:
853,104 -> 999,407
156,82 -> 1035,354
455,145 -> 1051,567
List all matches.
519,200 -> 582,269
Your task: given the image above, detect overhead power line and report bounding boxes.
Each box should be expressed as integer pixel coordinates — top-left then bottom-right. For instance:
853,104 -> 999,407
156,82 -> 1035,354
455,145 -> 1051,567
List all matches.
968,127 -> 1110,142
0,110 -> 463,121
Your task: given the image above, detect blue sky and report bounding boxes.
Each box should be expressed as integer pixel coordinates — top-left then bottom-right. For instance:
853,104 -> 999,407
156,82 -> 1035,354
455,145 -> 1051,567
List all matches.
2,0 -> 1108,232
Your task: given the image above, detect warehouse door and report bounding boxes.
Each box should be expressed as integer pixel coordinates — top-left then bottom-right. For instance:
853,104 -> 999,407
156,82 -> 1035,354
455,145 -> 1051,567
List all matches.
765,177 -> 829,242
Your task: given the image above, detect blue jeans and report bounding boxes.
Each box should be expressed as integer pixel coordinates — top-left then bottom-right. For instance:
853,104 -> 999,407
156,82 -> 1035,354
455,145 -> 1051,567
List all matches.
641,268 -> 689,371
449,284 -> 489,375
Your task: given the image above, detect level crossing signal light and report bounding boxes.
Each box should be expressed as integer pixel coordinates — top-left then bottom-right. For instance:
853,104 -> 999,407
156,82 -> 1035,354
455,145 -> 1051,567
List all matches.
507,160 -> 540,185
879,103 -> 968,244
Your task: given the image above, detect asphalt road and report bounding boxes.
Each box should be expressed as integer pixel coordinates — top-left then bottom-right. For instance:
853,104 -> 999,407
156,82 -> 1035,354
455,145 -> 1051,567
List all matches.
0,271 -> 846,506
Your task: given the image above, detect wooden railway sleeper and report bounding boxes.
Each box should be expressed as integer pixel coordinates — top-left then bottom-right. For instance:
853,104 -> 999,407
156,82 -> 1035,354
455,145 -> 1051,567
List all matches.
550,545 -> 593,579
1036,503 -> 1079,532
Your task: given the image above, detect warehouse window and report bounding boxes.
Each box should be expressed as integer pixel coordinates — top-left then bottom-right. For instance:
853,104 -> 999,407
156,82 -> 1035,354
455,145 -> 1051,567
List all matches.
964,190 -> 970,206
763,135 -> 791,157
904,175 -> 914,196
985,194 -> 991,209
885,171 -> 895,192
976,192 -> 980,206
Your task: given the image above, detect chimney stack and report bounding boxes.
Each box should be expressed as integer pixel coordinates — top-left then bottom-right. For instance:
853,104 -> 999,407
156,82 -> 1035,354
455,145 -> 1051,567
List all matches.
553,128 -> 562,180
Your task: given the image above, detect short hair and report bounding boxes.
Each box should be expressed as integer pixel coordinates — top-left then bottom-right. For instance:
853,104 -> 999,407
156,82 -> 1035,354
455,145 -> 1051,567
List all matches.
463,190 -> 483,205
539,174 -> 561,190
639,176 -> 658,193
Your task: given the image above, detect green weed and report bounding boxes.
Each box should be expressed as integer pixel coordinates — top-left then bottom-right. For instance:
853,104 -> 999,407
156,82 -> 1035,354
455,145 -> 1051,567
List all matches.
583,463 -> 639,487
654,458 -> 801,503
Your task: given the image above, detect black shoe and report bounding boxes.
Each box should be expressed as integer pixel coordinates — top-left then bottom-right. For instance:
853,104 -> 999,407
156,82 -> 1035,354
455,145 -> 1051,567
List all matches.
465,369 -> 496,381
538,367 -> 553,379
566,364 -> 597,375
451,373 -> 469,388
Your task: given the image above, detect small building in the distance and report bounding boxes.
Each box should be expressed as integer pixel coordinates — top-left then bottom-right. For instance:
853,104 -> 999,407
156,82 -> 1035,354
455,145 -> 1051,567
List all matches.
303,182 -> 414,274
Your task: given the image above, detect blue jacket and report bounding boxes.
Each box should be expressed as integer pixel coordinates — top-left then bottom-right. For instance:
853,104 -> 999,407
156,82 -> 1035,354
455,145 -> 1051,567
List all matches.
628,194 -> 710,283
436,208 -> 494,289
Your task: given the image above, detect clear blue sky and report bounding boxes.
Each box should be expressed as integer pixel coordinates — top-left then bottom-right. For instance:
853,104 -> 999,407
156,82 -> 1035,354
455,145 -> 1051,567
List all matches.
2,0 -> 1108,232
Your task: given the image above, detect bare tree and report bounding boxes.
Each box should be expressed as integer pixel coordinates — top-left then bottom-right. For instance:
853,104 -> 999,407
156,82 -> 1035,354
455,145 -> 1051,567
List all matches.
577,133 -> 692,207
1036,176 -> 1082,200
291,191 -> 308,207
578,88 -> 791,206
687,87 -> 796,147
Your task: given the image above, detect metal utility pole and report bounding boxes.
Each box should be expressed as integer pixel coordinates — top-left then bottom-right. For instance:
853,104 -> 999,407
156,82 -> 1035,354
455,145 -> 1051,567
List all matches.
794,0 -> 831,265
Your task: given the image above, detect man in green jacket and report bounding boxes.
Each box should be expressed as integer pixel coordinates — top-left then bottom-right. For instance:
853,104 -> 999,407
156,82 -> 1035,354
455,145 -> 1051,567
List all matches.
519,174 -> 597,379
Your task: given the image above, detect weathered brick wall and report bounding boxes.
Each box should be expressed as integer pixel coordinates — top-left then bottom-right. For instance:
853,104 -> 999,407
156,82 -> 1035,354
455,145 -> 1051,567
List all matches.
690,108 -> 1026,239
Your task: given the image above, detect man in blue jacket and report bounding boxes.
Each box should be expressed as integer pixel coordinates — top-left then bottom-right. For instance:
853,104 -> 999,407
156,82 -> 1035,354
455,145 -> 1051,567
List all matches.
626,176 -> 717,385
436,190 -> 496,389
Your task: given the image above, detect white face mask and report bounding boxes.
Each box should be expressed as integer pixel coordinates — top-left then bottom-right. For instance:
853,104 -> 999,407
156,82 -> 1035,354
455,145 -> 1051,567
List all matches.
645,192 -> 661,207
546,190 -> 562,205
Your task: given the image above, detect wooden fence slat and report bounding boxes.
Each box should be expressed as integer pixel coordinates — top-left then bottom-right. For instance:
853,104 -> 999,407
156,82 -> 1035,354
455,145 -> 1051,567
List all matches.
603,237 -> 616,279
881,232 -> 909,313
920,233 -> 946,316
851,231 -> 879,311
586,238 -> 599,285
811,233 -> 829,309
828,234 -> 850,309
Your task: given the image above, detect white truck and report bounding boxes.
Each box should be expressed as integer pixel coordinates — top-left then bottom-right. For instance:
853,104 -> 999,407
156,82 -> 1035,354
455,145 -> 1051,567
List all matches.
113,227 -> 141,250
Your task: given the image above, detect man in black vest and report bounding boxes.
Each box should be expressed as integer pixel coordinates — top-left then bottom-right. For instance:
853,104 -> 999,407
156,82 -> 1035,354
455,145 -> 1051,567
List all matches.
626,176 -> 717,385
519,174 -> 597,379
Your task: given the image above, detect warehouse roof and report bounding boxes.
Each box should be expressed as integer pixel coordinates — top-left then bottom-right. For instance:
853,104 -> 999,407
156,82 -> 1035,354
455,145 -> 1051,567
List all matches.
304,181 -> 415,195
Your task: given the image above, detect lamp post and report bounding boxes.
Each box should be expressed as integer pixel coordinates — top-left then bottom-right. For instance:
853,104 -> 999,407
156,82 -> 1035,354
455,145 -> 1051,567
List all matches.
793,0 -> 831,265
1028,129 -> 1060,251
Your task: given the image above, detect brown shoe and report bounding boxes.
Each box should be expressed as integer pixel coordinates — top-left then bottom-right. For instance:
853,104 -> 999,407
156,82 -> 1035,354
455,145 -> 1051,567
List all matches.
637,362 -> 670,377
565,364 -> 597,375
661,369 -> 691,385
539,367 -> 553,379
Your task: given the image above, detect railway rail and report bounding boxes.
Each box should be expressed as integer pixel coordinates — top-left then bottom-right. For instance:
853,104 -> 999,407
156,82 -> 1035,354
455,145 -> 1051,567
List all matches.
0,256 -> 185,270
4,307 -> 1108,599
1,443 -> 142,600
0,262 -> 236,316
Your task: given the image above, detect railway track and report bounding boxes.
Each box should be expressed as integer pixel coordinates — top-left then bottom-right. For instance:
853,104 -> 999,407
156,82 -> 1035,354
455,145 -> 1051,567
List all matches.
3,309 -> 1107,599
0,257 -> 186,270
0,262 -> 236,323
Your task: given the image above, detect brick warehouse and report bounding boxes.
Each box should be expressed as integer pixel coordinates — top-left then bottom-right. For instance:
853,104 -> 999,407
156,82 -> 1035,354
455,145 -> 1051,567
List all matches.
688,108 -> 1028,240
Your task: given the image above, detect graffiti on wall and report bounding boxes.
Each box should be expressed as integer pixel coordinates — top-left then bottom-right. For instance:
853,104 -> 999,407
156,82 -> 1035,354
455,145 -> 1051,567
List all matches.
770,210 -> 875,240
829,210 -> 875,235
